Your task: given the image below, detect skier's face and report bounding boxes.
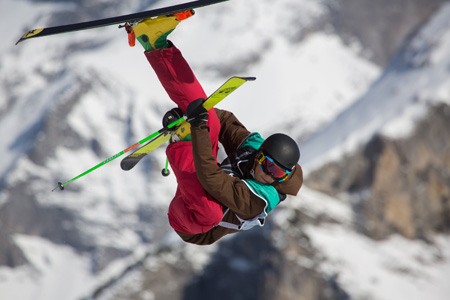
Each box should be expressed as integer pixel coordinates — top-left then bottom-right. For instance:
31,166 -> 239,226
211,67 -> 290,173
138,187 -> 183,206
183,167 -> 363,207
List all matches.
254,162 -> 275,185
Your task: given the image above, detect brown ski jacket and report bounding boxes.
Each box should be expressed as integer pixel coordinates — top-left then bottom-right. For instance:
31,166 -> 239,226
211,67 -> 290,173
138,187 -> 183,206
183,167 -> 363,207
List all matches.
175,109 -> 303,245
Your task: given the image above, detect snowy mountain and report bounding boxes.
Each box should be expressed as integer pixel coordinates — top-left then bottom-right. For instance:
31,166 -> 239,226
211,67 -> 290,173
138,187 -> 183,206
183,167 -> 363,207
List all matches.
301,2 -> 450,172
0,0 -> 449,299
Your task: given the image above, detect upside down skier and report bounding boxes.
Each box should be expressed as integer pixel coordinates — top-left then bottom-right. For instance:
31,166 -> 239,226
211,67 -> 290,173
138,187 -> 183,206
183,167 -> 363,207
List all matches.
129,11 -> 303,245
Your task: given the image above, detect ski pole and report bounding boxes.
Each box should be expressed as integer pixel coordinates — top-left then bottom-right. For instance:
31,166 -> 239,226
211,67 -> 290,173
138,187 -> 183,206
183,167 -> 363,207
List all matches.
52,117 -> 184,191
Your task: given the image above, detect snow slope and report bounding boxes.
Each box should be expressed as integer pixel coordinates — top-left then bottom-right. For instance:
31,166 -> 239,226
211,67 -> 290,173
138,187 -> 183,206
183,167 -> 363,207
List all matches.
2,188 -> 448,300
278,187 -> 450,300
301,2 -> 450,173
0,0 -> 379,255
1,0 -> 449,299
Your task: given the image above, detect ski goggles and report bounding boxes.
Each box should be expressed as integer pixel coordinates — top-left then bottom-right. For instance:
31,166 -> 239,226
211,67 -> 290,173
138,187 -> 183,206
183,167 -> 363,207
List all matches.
257,152 -> 291,182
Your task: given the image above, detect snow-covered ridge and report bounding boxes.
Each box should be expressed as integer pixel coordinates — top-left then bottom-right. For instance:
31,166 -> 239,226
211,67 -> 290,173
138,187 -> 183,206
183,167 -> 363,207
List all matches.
301,2 -> 450,173
1,0 -> 450,299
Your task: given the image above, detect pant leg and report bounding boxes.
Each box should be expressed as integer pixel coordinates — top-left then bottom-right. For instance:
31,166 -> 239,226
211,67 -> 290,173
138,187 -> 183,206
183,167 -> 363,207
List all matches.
144,44 -> 222,235
144,44 -> 220,158
167,142 -> 223,234
144,43 -> 203,112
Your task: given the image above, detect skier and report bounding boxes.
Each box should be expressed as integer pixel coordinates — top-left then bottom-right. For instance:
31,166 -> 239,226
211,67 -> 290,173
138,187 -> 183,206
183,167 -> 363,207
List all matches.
129,12 -> 303,245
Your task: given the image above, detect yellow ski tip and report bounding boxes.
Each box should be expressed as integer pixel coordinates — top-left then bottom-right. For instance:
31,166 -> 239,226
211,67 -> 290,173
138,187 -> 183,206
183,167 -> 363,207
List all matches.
203,76 -> 256,111
16,28 -> 44,45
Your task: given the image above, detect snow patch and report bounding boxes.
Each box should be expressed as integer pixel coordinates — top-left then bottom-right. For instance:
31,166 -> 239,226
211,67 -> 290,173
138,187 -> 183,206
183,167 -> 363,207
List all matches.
308,226 -> 450,300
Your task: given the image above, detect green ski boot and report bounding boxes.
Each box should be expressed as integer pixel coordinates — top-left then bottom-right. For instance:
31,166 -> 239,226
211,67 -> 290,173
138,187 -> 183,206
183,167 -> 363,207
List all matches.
129,10 -> 194,51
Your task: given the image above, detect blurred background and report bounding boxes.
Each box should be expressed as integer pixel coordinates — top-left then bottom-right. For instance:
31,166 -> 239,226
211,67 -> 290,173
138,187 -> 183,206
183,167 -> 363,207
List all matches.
0,0 -> 449,299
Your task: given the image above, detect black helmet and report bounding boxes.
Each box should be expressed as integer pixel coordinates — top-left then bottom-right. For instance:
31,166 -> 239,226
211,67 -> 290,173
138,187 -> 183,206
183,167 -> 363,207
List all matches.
260,133 -> 300,171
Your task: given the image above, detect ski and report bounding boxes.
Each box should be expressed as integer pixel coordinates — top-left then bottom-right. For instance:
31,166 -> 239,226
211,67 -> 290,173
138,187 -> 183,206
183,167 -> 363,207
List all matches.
16,0 -> 228,44
120,76 -> 256,171
52,76 -> 254,191
120,132 -> 172,171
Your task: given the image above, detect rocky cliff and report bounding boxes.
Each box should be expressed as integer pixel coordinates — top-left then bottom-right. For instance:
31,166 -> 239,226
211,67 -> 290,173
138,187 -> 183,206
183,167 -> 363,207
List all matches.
306,103 -> 450,240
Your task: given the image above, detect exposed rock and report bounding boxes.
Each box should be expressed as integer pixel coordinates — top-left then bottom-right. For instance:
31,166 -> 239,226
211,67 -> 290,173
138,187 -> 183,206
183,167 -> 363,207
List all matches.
93,216 -> 350,300
0,183 -> 85,249
329,0 -> 445,66
0,227 -> 28,267
306,103 -> 450,240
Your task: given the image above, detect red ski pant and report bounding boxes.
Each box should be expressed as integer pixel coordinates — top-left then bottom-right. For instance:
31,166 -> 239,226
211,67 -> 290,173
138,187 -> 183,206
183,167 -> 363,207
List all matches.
145,45 -> 223,235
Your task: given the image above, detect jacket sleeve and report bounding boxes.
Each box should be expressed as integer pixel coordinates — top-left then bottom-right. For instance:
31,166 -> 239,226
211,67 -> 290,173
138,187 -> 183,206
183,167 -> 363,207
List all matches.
191,126 -> 266,220
215,108 -> 252,156
215,109 -> 304,197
